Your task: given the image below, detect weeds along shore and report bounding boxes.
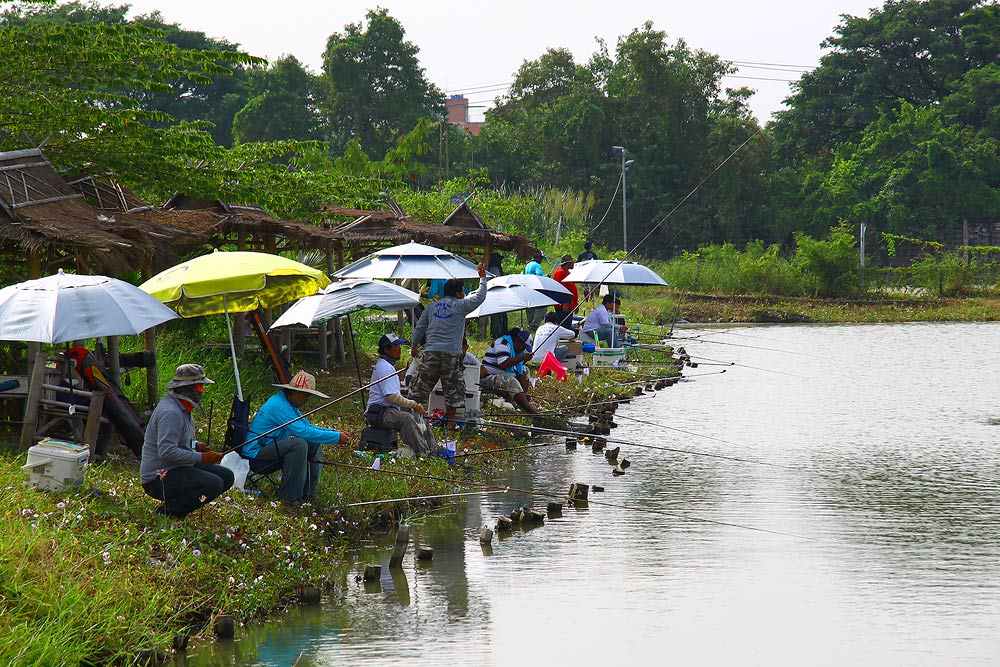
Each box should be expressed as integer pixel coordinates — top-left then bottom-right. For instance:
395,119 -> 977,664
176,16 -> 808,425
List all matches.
0,335 -> 677,666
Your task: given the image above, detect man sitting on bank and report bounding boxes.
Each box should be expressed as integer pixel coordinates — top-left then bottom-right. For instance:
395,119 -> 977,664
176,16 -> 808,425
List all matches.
366,334 -> 437,457
245,371 -> 350,504
581,293 -> 628,348
532,310 -> 578,363
481,328 -> 538,414
140,364 -> 233,519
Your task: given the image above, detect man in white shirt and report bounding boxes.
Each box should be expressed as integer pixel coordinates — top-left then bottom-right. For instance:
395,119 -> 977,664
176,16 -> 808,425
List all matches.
581,294 -> 627,347
532,311 -> 577,362
366,334 -> 437,457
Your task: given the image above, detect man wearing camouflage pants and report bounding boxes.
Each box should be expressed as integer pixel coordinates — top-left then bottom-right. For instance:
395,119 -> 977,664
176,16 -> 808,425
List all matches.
409,261 -> 488,430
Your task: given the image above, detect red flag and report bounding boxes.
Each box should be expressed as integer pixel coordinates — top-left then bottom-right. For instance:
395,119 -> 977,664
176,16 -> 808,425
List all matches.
538,350 -> 568,381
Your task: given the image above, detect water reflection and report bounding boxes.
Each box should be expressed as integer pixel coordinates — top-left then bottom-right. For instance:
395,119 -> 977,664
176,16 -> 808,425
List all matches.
179,323 -> 1000,666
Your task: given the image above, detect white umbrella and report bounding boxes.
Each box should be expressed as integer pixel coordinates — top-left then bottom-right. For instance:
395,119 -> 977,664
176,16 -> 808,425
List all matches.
332,241 -> 486,280
270,279 -> 421,328
465,283 -> 559,319
0,269 -> 179,344
563,259 -> 668,286
488,274 -> 573,304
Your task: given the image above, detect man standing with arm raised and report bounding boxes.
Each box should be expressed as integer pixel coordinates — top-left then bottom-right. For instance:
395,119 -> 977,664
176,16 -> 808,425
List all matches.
410,262 -> 488,431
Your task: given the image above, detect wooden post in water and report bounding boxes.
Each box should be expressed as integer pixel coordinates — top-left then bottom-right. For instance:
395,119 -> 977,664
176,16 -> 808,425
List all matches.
389,524 -> 410,568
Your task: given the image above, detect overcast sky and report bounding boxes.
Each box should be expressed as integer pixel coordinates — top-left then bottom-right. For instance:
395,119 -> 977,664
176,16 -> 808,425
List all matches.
114,0 -> 885,124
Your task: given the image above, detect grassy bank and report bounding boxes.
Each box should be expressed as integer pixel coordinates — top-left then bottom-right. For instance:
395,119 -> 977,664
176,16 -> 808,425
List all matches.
0,319 -> 670,665
621,288 -> 1000,326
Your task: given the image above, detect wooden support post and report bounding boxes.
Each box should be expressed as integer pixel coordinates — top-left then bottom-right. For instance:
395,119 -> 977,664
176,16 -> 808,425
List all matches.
107,336 -> 121,387
318,321 -> 328,370
144,328 -> 157,412
83,391 -> 104,456
19,352 -> 47,450
26,250 -> 41,370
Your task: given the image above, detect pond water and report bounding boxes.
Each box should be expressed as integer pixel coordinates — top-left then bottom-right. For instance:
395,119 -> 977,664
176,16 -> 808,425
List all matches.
176,322 -> 1000,667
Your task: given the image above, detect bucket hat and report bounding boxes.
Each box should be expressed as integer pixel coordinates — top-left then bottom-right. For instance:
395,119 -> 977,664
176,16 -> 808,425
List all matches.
166,364 -> 215,389
273,370 -> 330,399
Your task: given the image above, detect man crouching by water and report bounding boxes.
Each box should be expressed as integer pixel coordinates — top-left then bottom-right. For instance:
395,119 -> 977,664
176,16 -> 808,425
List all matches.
365,334 -> 437,457
140,364 -> 233,518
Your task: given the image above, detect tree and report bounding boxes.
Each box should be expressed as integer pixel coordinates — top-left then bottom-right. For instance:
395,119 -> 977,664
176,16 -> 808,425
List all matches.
771,0 -> 1000,159
0,2 -> 257,147
319,9 -> 444,157
233,56 -> 323,144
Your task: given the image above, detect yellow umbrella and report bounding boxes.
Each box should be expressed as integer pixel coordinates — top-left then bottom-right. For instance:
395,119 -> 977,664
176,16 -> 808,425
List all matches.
140,250 -> 330,399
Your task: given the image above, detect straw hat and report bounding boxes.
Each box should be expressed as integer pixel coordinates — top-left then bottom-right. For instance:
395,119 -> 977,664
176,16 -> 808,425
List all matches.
273,370 -> 330,398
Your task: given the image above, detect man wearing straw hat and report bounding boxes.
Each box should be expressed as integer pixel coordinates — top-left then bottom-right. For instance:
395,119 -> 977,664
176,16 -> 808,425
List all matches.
140,364 -> 234,519
244,370 -> 351,504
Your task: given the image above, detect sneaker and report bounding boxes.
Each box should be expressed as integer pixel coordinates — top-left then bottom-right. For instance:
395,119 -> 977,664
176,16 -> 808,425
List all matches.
396,445 -> 416,459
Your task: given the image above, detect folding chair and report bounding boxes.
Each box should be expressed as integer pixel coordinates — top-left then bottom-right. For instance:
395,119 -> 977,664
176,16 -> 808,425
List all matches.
224,394 -> 282,493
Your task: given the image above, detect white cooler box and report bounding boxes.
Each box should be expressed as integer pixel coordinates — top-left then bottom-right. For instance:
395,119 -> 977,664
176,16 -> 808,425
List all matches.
428,362 -> 482,421
592,347 -> 626,368
22,439 -> 90,491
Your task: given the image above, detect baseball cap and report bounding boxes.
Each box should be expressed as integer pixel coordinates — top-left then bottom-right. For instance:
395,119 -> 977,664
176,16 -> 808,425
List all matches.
378,334 -> 408,350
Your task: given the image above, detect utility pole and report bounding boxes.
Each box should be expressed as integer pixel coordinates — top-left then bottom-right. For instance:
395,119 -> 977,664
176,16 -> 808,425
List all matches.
612,146 -> 635,253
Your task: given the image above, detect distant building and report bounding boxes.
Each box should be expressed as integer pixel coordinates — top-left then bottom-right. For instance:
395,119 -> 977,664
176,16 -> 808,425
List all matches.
445,94 -> 483,136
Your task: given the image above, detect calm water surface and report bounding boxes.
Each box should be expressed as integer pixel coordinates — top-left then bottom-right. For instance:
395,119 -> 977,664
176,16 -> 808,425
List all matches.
178,323 -> 1000,666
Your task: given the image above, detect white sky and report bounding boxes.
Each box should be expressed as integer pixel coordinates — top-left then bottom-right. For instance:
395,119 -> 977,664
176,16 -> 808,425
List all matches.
113,0 -> 885,124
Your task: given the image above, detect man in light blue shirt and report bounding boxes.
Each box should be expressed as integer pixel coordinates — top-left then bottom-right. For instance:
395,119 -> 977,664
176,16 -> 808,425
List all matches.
246,371 -> 351,504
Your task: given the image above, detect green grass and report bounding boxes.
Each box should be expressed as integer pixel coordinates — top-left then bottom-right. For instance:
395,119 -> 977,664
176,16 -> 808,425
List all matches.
0,314 -> 652,664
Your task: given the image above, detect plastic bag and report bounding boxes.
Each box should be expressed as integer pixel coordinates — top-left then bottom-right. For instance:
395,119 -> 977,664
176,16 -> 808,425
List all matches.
220,451 -> 250,490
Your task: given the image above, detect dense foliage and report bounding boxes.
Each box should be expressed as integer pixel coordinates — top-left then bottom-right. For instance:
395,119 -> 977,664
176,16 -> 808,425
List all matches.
1,0 -> 999,292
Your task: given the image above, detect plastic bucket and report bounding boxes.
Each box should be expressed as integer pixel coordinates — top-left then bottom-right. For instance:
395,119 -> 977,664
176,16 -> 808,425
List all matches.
582,343 -> 596,353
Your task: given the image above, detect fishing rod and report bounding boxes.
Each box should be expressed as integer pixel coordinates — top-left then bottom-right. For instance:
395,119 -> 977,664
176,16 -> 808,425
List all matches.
339,489 -> 509,507
684,354 -> 809,378
665,335 -> 832,360
479,419 -> 792,469
321,459 -> 813,540
217,367 -> 408,456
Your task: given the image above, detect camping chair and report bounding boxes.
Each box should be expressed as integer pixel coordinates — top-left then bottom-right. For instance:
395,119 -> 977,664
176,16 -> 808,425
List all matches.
224,394 -> 282,493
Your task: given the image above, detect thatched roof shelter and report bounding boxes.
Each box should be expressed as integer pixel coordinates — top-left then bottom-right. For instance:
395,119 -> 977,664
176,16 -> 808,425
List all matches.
0,149 -> 154,281
323,201 -> 539,262
163,194 -> 341,255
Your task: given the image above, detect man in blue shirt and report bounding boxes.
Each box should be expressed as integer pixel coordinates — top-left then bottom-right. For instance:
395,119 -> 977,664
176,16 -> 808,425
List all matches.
367,334 -> 437,457
245,370 -> 351,504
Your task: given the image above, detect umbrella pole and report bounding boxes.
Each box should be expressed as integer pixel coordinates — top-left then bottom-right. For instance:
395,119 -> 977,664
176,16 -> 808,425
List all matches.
224,296 -> 244,402
346,314 -> 365,411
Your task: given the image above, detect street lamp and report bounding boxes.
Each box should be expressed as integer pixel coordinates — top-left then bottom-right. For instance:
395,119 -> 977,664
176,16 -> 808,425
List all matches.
612,146 -> 635,252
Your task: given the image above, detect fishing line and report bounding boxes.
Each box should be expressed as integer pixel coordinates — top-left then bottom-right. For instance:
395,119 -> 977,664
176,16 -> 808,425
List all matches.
322,460 -> 814,540
530,129 -> 763,354
479,419 -> 793,468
